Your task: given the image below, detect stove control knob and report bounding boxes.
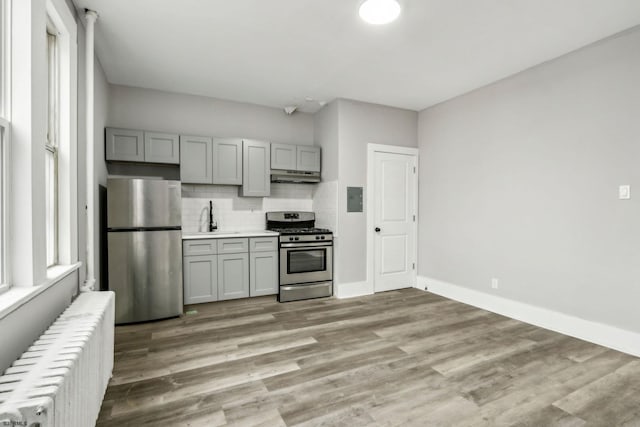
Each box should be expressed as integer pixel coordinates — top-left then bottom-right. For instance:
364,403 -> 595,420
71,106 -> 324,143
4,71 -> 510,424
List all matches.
295,237 -> 300,241
289,237 -> 294,241
321,236 -> 326,240
315,236 -> 320,240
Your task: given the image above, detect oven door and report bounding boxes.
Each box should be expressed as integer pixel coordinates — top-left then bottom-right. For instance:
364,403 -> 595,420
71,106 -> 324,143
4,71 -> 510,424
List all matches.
280,243 -> 333,285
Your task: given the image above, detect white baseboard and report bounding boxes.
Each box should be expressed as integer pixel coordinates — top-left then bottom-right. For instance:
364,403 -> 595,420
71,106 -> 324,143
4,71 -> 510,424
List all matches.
418,276 -> 640,358
335,281 -> 372,299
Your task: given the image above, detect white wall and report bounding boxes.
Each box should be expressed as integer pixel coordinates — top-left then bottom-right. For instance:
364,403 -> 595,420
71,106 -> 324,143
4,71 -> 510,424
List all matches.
76,24 -> 87,285
418,28 -> 640,334
76,21 -> 109,289
336,99 -> 418,289
108,85 -> 314,145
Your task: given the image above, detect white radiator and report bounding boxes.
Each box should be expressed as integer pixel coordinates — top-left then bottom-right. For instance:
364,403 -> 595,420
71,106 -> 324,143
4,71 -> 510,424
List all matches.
0,291 -> 115,427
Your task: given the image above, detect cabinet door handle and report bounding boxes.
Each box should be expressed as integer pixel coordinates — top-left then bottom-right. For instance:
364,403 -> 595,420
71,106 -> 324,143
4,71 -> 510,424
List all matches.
375,227 -> 381,232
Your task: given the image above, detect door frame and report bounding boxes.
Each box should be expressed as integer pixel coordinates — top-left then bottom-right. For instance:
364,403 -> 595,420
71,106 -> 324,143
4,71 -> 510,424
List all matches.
367,143 -> 419,293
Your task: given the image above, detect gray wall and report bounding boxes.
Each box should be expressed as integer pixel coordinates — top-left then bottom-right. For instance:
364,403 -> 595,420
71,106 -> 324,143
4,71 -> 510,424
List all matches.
336,99 -> 418,285
0,271 -> 78,373
93,59 -> 109,287
108,85 -> 315,145
418,28 -> 640,333
313,100 -> 339,182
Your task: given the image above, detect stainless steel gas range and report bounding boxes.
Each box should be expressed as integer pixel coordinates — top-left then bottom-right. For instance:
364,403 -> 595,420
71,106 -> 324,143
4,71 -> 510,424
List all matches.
266,212 -> 333,302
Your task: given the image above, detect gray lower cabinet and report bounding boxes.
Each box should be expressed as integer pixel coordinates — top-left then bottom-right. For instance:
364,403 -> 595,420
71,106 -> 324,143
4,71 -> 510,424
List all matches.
183,254 -> 218,304
183,239 -> 218,305
180,135 -> 213,184
240,140 -> 271,197
218,253 -> 249,300
249,236 -> 278,297
250,251 -> 278,296
183,236 -> 278,305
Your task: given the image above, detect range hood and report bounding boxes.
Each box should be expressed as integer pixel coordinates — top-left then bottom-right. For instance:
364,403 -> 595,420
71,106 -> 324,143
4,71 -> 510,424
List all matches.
271,169 -> 321,184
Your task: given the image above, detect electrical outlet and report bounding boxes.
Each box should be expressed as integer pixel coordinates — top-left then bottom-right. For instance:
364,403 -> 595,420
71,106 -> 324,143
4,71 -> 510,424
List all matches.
619,185 -> 631,200
491,278 -> 499,289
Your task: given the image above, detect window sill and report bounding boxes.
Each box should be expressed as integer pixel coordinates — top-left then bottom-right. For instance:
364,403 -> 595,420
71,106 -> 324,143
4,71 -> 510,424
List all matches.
0,262 -> 81,320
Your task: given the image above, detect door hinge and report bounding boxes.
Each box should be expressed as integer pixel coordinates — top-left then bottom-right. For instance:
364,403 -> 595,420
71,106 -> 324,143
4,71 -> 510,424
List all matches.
413,166 -> 416,174
413,215 -> 416,222
412,263 -> 415,270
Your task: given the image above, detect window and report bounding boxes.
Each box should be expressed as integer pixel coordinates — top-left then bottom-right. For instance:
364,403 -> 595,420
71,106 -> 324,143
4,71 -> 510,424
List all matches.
0,0 -> 10,291
46,23 -> 59,267
0,125 -> 7,292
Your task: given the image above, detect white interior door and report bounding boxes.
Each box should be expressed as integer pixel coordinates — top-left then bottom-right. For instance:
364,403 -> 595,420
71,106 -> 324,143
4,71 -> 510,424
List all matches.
373,151 -> 417,293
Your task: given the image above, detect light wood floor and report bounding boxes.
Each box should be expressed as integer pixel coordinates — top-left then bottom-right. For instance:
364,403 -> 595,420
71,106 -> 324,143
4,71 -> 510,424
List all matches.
96,289 -> 640,426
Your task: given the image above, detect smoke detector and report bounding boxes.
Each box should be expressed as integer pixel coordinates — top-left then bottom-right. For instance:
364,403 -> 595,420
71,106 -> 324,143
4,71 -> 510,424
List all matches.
284,105 -> 298,115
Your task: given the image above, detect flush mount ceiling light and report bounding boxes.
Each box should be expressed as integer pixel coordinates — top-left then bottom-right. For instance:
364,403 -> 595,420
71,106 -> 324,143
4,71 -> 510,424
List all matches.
359,0 -> 401,25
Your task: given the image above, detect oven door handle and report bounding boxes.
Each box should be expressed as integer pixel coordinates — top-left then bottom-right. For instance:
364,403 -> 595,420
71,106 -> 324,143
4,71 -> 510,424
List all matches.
281,283 -> 332,291
280,242 -> 333,248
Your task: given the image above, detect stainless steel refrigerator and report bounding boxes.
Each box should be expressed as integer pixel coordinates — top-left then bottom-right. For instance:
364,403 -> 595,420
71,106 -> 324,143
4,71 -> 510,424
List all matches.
107,178 -> 183,324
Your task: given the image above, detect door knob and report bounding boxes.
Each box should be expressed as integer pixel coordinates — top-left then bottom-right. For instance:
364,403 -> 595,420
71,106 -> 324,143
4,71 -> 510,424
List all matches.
375,227 -> 381,232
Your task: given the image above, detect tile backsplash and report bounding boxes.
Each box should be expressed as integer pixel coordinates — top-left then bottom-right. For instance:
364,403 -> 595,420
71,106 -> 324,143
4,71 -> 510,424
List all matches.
182,184 -> 313,232
312,180 -> 338,235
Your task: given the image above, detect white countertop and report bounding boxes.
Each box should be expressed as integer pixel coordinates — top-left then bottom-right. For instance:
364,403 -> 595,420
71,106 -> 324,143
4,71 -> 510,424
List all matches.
182,230 -> 279,240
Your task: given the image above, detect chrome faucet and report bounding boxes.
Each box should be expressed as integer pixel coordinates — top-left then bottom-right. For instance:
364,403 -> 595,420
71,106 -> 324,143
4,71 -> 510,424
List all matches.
208,200 -> 217,232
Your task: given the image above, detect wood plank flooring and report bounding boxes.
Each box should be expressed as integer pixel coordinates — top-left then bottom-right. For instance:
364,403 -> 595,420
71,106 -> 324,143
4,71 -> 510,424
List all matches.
96,289 -> 640,426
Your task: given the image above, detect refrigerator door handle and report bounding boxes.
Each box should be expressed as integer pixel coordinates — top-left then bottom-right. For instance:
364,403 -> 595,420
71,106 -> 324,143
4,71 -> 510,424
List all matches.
107,226 -> 182,232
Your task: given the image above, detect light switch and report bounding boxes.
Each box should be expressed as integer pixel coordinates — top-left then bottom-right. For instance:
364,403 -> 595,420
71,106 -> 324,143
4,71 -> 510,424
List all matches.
619,185 -> 631,200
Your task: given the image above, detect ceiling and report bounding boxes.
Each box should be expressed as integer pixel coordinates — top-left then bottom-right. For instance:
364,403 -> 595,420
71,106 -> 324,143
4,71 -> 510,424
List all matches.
73,0 -> 640,113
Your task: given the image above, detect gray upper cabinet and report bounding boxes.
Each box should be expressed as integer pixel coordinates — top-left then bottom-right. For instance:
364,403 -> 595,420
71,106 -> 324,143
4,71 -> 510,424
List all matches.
297,146 -> 321,172
271,143 -> 321,173
271,143 -> 297,170
212,138 -> 243,185
106,127 -> 180,165
144,132 -> 180,164
105,128 -> 144,162
180,135 -> 213,184
240,140 -> 271,197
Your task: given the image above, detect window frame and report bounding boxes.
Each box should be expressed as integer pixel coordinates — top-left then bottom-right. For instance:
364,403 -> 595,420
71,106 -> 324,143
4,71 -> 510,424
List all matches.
0,121 -> 9,294
46,0 -> 79,270
45,24 -> 59,267
0,0 -> 11,293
